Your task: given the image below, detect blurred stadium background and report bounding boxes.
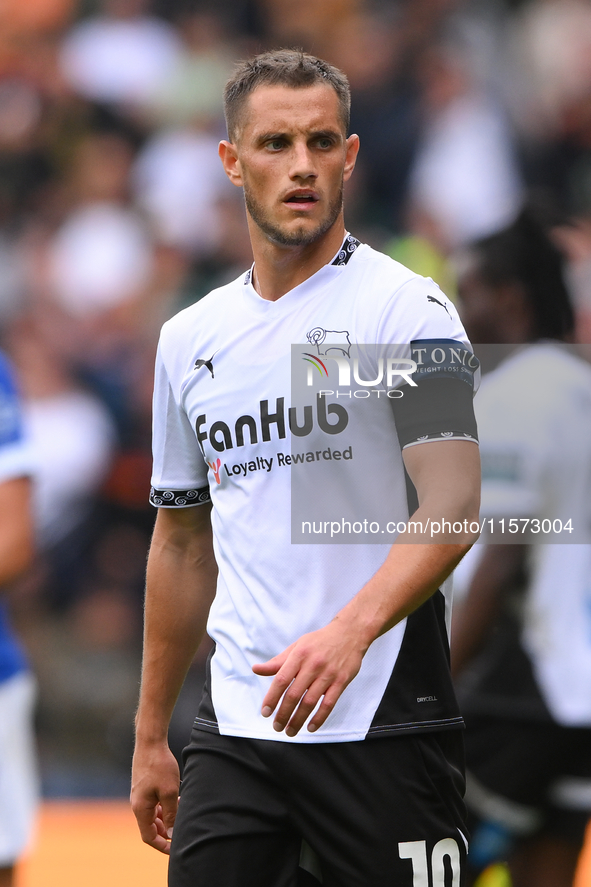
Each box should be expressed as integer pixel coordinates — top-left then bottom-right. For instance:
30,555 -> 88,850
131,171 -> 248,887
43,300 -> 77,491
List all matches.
1,0 -> 591,882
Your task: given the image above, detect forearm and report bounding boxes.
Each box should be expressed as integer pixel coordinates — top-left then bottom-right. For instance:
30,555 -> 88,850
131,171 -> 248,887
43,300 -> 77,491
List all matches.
255,440 -> 480,736
255,535 -> 471,737
135,507 -> 217,743
336,537 -> 471,652
132,506 -> 216,852
336,444 -> 480,648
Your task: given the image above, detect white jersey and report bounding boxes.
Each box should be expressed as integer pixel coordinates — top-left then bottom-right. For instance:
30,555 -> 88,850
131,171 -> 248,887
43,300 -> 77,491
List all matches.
475,344 -> 591,725
151,236 -> 478,742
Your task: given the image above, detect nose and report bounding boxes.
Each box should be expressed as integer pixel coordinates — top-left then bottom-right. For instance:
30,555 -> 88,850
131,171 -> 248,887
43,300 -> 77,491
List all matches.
289,141 -> 317,181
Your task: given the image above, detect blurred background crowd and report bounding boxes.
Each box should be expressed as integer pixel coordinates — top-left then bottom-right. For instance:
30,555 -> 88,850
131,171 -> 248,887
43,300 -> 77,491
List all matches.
1,0 -> 591,803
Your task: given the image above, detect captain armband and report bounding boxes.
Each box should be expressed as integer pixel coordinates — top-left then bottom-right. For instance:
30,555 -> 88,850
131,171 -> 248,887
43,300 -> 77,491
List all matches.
391,339 -> 479,449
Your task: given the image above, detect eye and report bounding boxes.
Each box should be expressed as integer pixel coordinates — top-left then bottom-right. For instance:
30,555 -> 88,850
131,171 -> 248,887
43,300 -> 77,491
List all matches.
266,139 -> 285,151
316,137 -> 334,149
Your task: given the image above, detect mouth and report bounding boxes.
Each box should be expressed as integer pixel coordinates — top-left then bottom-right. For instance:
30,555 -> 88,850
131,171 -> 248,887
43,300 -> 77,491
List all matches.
283,190 -> 320,211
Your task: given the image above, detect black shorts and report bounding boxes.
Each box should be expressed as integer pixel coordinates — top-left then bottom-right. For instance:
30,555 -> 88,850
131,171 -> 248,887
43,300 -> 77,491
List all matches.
168,726 -> 468,887
464,716 -> 591,868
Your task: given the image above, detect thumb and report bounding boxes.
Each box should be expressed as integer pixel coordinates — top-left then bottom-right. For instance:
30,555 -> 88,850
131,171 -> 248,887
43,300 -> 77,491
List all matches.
252,646 -> 292,675
253,640 -> 297,675
252,656 -> 282,675
160,791 -> 179,837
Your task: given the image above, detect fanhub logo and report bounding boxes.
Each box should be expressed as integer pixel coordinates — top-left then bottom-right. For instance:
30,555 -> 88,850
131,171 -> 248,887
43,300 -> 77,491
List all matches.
196,394 -> 349,456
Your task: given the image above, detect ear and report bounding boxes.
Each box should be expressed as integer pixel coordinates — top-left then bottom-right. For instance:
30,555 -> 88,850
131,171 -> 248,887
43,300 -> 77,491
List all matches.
219,140 -> 243,187
343,134 -> 360,183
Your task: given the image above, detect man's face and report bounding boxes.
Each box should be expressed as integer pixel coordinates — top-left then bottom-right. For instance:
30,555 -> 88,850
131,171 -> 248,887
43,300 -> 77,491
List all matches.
220,84 -> 359,248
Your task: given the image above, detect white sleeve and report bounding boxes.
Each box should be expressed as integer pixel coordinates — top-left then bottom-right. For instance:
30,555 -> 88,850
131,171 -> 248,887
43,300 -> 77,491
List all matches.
150,338 -> 210,508
375,274 -> 479,448
376,275 -> 470,350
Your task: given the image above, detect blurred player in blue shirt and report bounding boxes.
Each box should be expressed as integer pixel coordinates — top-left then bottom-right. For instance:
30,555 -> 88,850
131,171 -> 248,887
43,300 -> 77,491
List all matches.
0,350 -> 36,887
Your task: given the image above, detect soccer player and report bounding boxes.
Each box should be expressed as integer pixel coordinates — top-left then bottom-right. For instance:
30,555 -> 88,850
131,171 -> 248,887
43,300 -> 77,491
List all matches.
0,352 -> 36,887
131,49 -> 481,886
452,209 -> 591,887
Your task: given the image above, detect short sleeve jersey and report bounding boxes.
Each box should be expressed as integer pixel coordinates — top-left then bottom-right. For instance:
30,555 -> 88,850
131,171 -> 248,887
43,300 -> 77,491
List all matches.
0,351 -> 33,684
474,344 -> 591,726
151,237 -> 478,742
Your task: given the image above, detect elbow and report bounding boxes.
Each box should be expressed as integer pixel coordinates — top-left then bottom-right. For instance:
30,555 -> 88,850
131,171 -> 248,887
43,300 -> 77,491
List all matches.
459,495 -> 481,549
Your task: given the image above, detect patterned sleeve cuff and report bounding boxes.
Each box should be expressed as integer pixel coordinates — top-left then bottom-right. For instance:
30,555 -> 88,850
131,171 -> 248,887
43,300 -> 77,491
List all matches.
149,486 -> 211,507
402,431 -> 479,449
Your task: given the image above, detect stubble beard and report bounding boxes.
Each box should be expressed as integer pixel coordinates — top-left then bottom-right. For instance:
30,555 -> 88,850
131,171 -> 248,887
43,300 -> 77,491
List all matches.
244,181 -> 344,247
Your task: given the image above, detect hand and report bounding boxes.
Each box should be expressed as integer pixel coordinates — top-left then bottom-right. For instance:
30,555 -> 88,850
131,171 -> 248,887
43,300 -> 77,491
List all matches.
252,619 -> 366,736
130,740 -> 180,854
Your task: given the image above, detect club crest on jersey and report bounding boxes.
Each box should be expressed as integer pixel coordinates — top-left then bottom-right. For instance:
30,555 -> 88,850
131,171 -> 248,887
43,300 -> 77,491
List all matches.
306,327 -> 351,358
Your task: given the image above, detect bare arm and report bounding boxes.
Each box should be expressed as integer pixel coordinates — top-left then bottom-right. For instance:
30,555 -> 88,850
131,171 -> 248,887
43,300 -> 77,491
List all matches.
131,504 -> 217,854
253,439 -> 481,736
0,477 -> 34,587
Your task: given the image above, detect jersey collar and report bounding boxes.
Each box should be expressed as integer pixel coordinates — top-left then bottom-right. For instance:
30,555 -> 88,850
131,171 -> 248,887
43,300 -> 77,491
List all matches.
243,233 -> 361,288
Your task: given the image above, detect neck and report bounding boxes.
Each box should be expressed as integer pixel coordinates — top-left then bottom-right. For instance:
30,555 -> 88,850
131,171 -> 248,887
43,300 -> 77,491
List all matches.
248,217 -> 347,301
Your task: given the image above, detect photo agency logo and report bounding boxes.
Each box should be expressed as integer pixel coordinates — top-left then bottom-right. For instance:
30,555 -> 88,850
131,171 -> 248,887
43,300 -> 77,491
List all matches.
291,338 -> 481,545
302,328 -> 418,397
302,334 -> 480,393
